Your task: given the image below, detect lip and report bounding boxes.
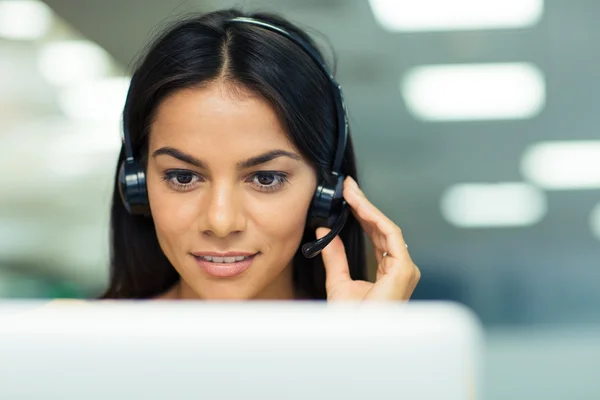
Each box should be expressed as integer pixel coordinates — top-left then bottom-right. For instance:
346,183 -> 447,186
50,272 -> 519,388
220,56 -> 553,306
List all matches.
192,252 -> 258,278
191,251 -> 257,257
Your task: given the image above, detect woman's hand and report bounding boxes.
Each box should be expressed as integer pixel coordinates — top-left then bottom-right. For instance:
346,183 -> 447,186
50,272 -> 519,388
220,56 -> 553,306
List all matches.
317,176 -> 420,301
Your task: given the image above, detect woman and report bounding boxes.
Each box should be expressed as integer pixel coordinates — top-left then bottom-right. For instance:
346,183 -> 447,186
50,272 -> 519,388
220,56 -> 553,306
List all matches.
102,9 -> 420,301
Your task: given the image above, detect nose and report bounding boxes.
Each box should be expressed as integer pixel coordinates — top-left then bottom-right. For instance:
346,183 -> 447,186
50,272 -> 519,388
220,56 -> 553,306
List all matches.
200,181 -> 246,238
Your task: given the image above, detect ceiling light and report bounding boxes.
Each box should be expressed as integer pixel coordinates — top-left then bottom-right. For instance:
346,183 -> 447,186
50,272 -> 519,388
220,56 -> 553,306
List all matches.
38,40 -> 112,86
521,141 -> 600,189
441,182 -> 547,228
369,0 -> 543,32
58,77 -> 131,122
0,0 -> 52,40
401,62 -> 545,121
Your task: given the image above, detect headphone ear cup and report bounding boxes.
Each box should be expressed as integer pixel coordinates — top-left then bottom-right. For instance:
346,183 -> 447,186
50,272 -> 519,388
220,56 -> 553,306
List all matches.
118,160 -> 150,216
301,175 -> 347,258
307,174 -> 345,229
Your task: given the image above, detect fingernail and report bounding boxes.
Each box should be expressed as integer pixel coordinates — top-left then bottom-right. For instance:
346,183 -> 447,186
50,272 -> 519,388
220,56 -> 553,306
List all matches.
347,176 -> 359,188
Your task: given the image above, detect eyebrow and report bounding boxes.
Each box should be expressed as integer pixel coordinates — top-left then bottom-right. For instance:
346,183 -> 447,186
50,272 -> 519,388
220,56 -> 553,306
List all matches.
152,147 -> 302,170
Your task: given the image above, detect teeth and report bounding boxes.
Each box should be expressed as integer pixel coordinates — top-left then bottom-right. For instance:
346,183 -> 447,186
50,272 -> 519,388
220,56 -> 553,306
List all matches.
200,255 -> 249,263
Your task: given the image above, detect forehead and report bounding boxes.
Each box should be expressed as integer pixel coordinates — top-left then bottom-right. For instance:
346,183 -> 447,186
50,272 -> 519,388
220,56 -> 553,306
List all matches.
149,84 -> 296,152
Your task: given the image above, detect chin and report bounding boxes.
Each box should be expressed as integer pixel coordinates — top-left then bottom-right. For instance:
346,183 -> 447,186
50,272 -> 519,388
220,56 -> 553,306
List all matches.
187,283 -> 259,301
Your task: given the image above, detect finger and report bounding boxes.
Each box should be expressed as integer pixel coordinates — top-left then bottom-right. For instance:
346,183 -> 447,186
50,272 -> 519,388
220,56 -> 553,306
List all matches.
344,177 -> 398,236
343,178 -> 409,260
343,179 -> 385,252
408,265 -> 421,295
316,227 -> 352,291
390,262 -> 421,300
364,271 -> 413,302
370,260 -> 420,301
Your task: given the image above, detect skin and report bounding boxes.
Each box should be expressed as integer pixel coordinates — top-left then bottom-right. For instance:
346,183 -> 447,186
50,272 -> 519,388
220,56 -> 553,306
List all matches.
146,82 -> 420,301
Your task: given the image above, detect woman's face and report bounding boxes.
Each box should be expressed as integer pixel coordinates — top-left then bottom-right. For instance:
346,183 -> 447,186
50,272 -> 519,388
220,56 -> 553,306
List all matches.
146,83 -> 317,300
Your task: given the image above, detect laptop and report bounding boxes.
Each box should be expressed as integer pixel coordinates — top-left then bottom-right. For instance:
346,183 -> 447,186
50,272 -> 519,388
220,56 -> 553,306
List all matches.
0,301 -> 483,399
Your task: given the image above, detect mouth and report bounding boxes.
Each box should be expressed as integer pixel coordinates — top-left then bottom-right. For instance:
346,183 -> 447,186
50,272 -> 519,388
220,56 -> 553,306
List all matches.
196,255 -> 252,263
191,252 -> 258,278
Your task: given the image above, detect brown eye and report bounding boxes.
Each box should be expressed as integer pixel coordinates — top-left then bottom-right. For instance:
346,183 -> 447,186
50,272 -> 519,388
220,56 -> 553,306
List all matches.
175,173 -> 193,184
163,170 -> 202,191
248,171 -> 289,193
256,173 -> 275,186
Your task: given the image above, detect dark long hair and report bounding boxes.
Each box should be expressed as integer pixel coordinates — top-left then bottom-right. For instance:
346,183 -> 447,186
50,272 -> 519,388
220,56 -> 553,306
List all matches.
101,9 -> 366,300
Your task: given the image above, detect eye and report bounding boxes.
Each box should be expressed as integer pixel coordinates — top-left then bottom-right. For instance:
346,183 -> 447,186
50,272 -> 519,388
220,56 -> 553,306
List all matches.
162,170 -> 202,191
249,171 -> 289,192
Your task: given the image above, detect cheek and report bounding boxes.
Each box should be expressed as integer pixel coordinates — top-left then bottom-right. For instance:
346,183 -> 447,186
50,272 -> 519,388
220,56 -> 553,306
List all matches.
249,184 -> 315,246
146,171 -> 199,247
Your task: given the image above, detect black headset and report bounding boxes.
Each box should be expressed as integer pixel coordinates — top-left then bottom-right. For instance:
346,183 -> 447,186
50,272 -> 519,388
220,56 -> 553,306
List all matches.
119,16 -> 350,259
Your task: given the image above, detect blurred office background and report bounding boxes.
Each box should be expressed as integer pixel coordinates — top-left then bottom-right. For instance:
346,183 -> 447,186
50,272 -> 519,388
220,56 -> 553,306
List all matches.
0,0 -> 599,398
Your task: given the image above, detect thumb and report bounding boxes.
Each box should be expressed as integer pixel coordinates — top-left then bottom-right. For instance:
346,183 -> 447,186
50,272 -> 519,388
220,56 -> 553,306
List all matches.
316,227 -> 352,291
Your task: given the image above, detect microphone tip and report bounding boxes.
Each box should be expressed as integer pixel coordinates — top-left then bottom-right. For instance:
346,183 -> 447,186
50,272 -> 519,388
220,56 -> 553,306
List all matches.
301,243 -> 319,259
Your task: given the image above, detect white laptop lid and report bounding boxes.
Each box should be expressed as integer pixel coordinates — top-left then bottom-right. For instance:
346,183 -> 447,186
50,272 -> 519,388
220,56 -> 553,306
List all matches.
0,301 -> 483,400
